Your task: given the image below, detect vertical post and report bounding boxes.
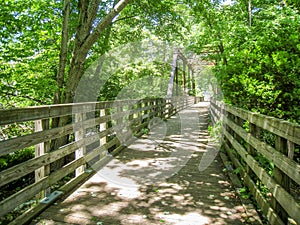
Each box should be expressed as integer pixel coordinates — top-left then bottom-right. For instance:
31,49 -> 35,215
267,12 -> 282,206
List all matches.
287,140 -> 295,159
142,100 -> 147,124
167,49 -> 178,98
128,102 -> 134,121
116,104 -> 123,146
175,66 -> 179,96
187,66 -> 191,94
137,100 -> 143,131
100,109 -> 107,147
192,69 -> 195,96
248,0 -> 252,27
150,100 -> 155,119
75,112 -> 86,176
183,62 -> 186,94
161,98 -> 166,119
273,136 -> 289,223
247,123 -> 259,176
35,119 -> 50,199
154,99 -> 158,118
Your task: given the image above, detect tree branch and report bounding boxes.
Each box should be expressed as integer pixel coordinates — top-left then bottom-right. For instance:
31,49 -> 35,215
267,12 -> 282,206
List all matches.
64,0 -> 132,103
54,0 -> 70,105
3,91 -> 48,105
112,15 -> 138,24
82,0 -> 132,51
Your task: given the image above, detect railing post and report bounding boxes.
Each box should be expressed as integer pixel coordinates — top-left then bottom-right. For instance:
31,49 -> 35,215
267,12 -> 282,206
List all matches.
100,109 -> 107,147
137,100 -> 143,129
142,100 -> 148,124
246,123 -> 260,178
149,100 -> 154,120
116,104 -> 123,146
35,119 -> 50,199
165,99 -> 170,119
161,98 -> 166,119
273,136 -> 289,223
128,102 -> 134,121
75,112 -> 86,176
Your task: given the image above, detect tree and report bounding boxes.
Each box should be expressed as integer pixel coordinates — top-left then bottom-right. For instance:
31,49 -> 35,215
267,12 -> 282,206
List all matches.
187,0 -> 300,122
0,0 -> 61,108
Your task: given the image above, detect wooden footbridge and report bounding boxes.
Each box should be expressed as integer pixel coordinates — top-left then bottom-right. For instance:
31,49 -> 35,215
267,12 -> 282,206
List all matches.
0,97 -> 299,225
0,49 -> 299,225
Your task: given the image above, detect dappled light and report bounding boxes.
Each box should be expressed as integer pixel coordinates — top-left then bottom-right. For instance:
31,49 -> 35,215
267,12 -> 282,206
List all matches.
1,0 -> 300,224
32,104 -> 247,225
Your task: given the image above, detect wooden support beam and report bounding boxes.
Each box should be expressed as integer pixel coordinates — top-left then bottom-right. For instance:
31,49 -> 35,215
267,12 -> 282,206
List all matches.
75,112 -> 86,176
273,136 -> 289,223
35,119 -> 50,199
183,62 -> 187,94
167,49 -> 178,98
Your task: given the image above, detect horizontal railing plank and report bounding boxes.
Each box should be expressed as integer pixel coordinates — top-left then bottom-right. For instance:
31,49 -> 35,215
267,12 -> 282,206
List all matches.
224,142 -> 285,225
224,129 -> 300,224
225,118 -> 300,185
224,104 -> 300,145
0,96 -> 195,221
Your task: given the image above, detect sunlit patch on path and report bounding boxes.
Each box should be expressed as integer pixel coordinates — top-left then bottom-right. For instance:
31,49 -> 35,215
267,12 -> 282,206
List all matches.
32,103 -> 248,225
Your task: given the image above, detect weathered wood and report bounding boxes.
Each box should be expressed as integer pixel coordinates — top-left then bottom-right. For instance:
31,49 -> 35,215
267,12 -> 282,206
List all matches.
100,109 -> 107,147
0,107 -> 51,126
0,139 -> 85,187
0,155 -> 87,217
183,62 -> 186,93
34,120 -> 49,200
0,100 -> 132,126
175,65 -> 179,96
224,130 -> 300,224
8,171 -> 94,225
273,136 -> 289,222
167,49 -> 178,98
0,115 -> 115,156
0,176 -> 48,218
224,143 -> 281,225
225,118 -> 300,185
75,112 -> 86,176
85,138 -> 118,163
224,104 -> 300,145
287,140 -> 295,159
0,97 -> 196,221
211,98 -> 300,224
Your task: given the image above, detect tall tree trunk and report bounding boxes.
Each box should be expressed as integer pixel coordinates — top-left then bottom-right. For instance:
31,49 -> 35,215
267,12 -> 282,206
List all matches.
50,0 -> 132,171
248,0 -> 252,27
64,0 -> 132,104
52,0 -> 70,130
54,0 -> 70,105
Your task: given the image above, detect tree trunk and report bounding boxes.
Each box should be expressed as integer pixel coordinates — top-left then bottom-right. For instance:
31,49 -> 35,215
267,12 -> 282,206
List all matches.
50,0 -> 132,171
248,0 -> 252,27
64,0 -> 132,104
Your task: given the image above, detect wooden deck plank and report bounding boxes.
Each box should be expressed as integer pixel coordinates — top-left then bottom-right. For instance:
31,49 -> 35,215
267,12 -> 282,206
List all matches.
30,103 -> 251,225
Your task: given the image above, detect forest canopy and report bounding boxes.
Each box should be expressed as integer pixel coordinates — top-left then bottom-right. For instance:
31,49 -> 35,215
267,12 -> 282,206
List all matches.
0,0 -> 300,123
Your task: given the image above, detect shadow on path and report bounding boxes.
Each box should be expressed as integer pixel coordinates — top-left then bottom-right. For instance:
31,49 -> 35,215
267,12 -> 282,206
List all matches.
32,103 -> 247,225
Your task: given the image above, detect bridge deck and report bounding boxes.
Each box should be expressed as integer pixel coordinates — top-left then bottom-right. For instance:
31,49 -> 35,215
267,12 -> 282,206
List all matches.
31,103 -> 248,225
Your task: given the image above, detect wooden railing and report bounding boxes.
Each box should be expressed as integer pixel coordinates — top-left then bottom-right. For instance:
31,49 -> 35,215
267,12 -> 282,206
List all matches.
0,96 -> 196,224
210,99 -> 300,225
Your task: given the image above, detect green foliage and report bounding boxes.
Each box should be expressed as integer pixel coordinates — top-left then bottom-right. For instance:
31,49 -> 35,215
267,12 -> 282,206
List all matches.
222,5 -> 300,122
190,1 -> 300,123
98,61 -> 171,101
243,121 -> 249,133
0,148 -> 34,171
0,0 -> 60,108
255,153 -> 274,176
208,120 -> 223,143
238,187 -> 250,199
